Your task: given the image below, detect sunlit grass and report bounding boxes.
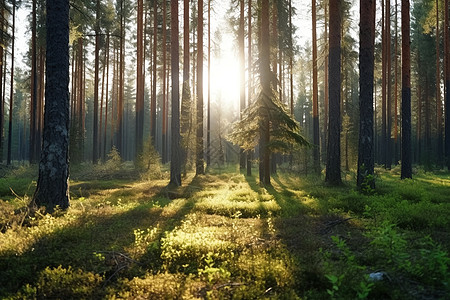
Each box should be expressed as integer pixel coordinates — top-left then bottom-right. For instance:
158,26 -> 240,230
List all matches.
0,164 -> 449,299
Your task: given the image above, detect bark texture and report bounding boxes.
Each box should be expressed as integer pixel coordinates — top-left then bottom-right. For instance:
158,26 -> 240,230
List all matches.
33,0 -> 70,210
357,0 -> 376,189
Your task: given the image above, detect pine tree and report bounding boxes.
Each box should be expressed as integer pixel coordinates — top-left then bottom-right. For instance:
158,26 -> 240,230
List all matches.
325,0 -> 342,185
357,0 -> 376,189
401,0 -> 412,179
170,0 -> 181,186
196,0 -> 205,175
33,0 -> 70,211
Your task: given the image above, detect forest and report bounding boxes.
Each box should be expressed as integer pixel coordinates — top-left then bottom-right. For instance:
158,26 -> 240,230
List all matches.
0,0 -> 449,298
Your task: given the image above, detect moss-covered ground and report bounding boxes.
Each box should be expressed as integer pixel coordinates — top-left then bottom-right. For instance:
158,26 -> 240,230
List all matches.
0,163 -> 449,299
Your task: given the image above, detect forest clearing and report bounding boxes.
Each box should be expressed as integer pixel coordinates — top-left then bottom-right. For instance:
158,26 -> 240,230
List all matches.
0,163 -> 449,299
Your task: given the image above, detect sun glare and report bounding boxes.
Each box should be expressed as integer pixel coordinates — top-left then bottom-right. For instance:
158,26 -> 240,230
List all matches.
209,47 -> 241,111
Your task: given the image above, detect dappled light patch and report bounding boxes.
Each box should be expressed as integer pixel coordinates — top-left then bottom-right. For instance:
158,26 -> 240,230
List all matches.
15,266 -> 104,299
112,272 -> 186,299
160,213 -> 236,273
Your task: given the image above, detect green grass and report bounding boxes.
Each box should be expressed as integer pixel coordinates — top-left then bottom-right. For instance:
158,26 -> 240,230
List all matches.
0,164 -> 449,299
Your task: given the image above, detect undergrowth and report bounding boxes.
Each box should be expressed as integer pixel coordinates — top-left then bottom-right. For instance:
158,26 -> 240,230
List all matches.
0,165 -> 448,299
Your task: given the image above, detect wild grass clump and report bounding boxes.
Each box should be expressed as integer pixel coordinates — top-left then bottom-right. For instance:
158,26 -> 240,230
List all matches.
112,272 -> 185,299
16,266 -> 104,299
160,214 -> 236,273
194,181 -> 281,217
195,197 -> 280,218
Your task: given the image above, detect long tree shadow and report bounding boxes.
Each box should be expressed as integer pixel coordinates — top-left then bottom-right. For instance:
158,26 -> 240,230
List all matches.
0,176 -> 204,298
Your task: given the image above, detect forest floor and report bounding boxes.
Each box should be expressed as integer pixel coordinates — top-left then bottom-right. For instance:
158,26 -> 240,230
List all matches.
0,162 -> 449,299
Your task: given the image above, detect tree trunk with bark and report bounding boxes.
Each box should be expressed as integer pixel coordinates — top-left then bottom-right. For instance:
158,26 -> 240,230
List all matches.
6,0 -> 14,165
196,0 -> 205,175
170,0 -> 181,186
259,0 -> 271,185
445,0 -> 450,170
136,0 -> 144,162
401,0 -> 412,179
325,0 -> 342,185
33,0 -> 70,211
312,0 -> 320,175
357,0 -> 376,189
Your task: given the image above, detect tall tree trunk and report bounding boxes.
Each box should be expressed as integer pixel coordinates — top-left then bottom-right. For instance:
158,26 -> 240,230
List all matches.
325,0 -> 342,185
33,0 -> 70,211
206,0 -> 211,168
136,0 -> 144,162
151,0 -> 157,144
93,0 -> 100,164
38,47 -> 45,161
196,0 -> 205,175
29,0 -> 38,164
162,0 -> 168,163
99,34 -> 108,160
239,0 -> 246,170
270,1 -> 278,175
386,0 -> 392,169
394,0 -> 399,164
401,0 -> 412,179
381,0 -> 387,167
6,0 -> 14,165
357,0 -> 375,189
170,0 -> 181,186
103,34 -> 110,161
312,0 -> 320,175
445,0 -> 450,170
323,2 -> 329,162
118,0 -> 125,155
260,0 -> 271,185
436,0 -> 443,168
181,0 -> 191,174
247,0 -> 253,176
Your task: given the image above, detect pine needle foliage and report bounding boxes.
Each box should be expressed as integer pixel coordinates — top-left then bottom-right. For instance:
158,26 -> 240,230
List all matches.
228,87 -> 309,153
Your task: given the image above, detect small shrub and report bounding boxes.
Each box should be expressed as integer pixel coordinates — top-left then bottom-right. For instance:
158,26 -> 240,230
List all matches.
321,236 -> 374,299
34,266 -> 104,299
113,272 -> 184,299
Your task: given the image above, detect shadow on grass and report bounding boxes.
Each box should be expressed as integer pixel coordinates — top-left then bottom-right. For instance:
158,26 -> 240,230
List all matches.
0,177 -> 204,298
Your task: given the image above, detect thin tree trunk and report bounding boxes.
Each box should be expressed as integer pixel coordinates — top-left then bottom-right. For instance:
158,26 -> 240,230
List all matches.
247,0 -> 253,176
207,0 -> 211,168
324,2 -> 329,163
6,0 -> 15,165
381,0 -> 387,167
29,0 -> 38,164
181,0 -> 191,174
99,34 -> 108,160
103,34 -> 110,161
170,0 -> 181,186
386,0 -> 392,169
136,0 -> 144,162
436,0 -> 443,168
312,0 -> 320,175
196,0 -> 205,175
394,0 -> 399,164
444,0 -> 450,170
401,0 -> 412,179
162,0 -> 167,163
93,0 -> 100,164
260,0 -> 271,185
151,0 -> 157,144
118,0 -> 125,155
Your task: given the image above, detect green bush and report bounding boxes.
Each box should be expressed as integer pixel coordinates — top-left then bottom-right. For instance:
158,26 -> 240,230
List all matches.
19,266 -> 104,299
